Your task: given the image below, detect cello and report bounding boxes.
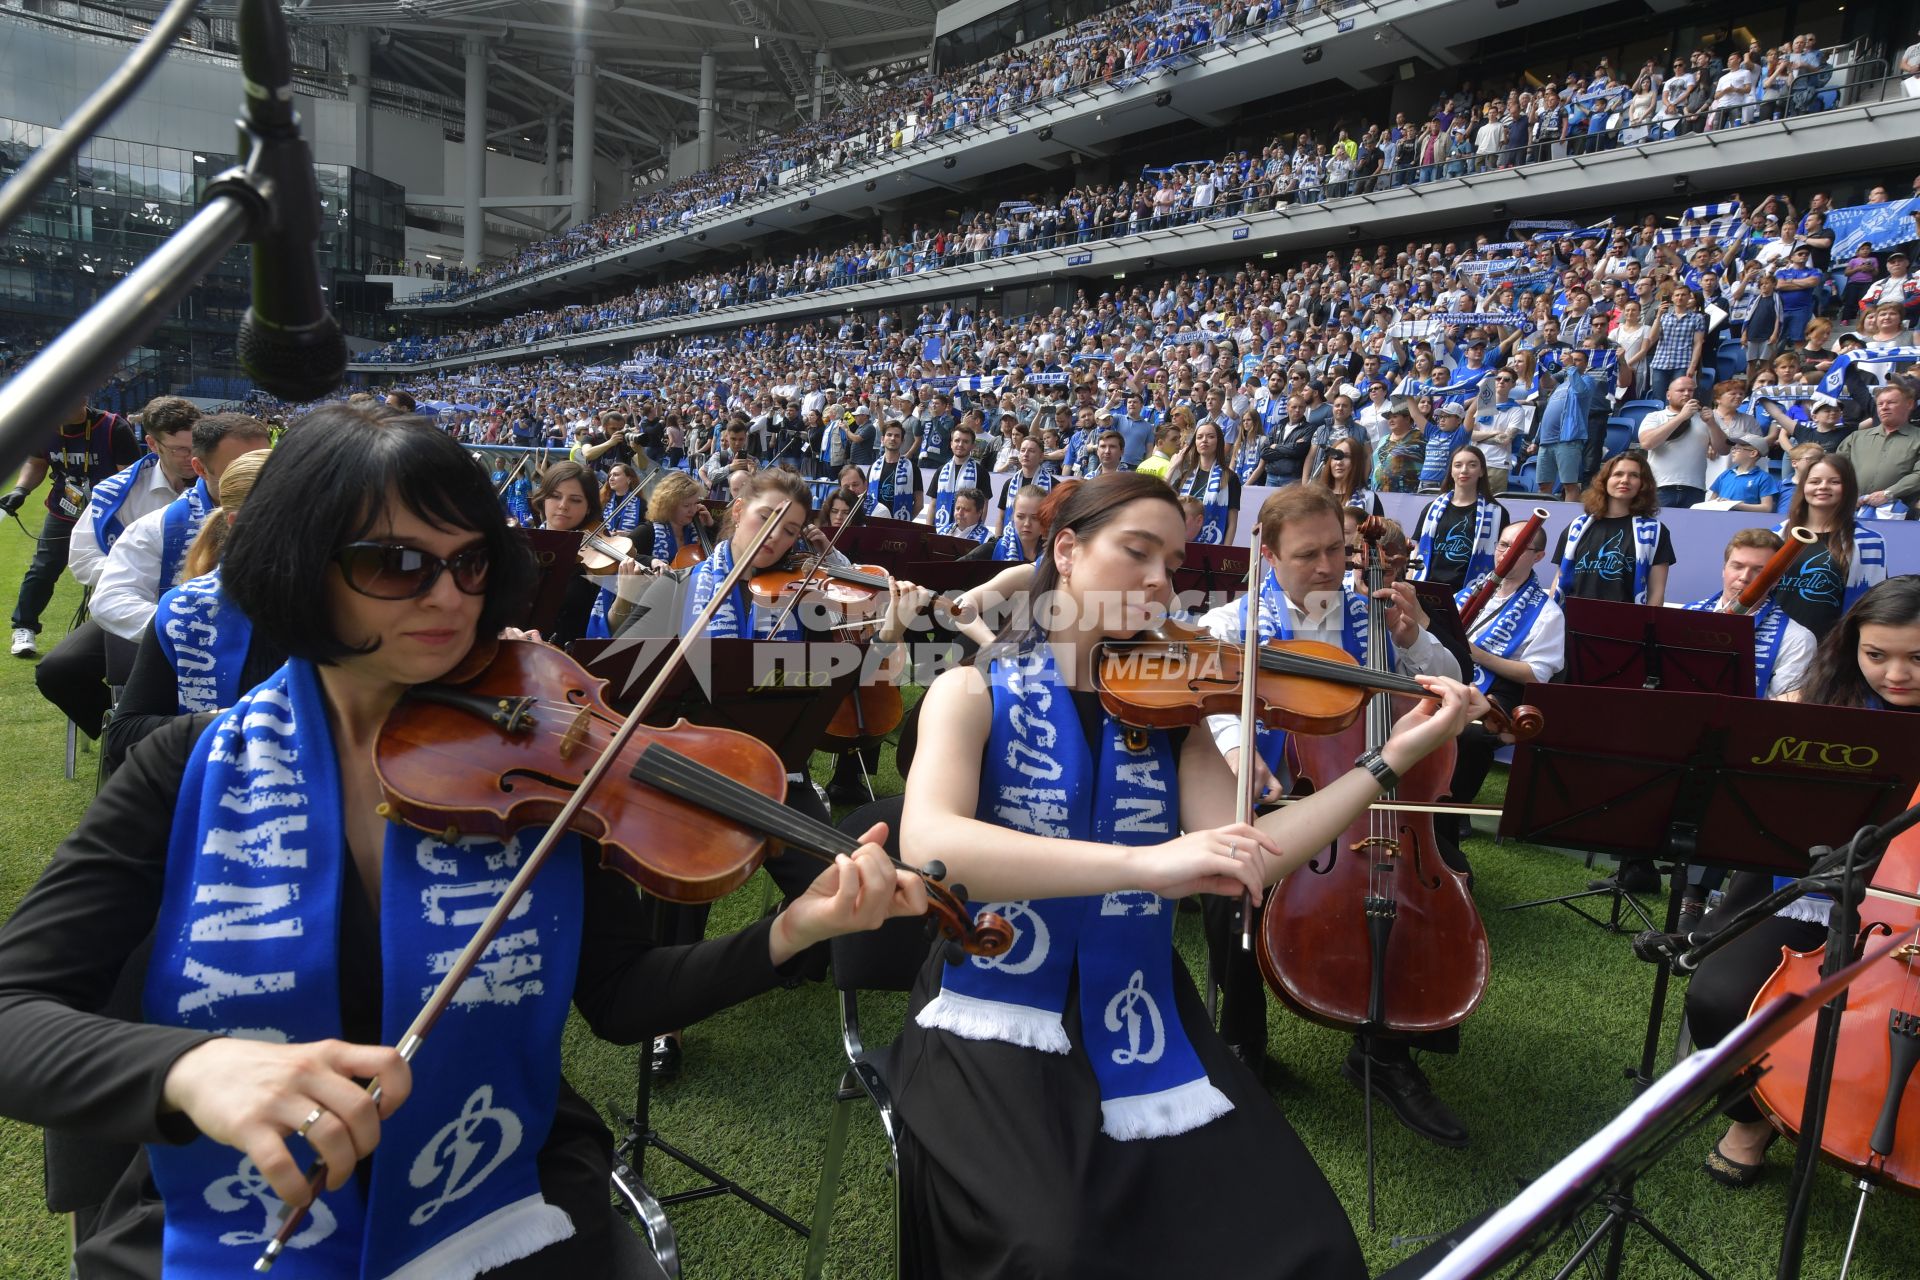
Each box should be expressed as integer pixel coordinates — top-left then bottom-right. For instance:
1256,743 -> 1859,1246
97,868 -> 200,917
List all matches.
1259,516 -> 1492,1222
1750,782 -> 1920,1268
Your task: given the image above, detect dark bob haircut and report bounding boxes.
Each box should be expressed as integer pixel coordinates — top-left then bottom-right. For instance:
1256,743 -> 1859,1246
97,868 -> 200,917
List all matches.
222,405 -> 534,664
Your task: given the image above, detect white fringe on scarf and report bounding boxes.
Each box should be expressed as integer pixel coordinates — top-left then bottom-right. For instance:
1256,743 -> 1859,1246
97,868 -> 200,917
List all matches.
917,989 -> 1072,1054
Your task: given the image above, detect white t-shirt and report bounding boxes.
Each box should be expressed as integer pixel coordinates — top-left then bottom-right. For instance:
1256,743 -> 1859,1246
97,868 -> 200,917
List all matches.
1639,406 -> 1712,489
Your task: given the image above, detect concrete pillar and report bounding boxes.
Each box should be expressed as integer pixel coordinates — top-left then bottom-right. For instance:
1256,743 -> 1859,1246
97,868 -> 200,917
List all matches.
813,49 -> 828,122
543,113 -> 559,196
570,46 -> 596,227
346,29 -> 372,171
697,52 -> 716,173
462,37 -> 487,267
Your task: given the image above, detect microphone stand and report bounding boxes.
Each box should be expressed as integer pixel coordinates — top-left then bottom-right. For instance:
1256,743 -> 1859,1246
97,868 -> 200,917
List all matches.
1658,797 -> 1920,1280
0,0 -> 334,481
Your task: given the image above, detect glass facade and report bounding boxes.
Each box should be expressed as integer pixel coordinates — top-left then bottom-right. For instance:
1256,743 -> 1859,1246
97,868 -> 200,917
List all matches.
934,0 -> 1134,74
0,116 -> 405,406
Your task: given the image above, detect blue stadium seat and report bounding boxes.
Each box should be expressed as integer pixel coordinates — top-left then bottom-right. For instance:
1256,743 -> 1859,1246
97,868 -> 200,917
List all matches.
1604,420 -> 1634,456
1507,458 -> 1538,492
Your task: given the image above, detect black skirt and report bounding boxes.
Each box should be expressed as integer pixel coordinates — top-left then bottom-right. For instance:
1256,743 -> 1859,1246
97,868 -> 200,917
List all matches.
889,948 -> 1366,1279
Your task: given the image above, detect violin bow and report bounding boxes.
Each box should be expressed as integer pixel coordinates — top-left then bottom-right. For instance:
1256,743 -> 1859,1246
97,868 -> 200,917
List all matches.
1236,521 -> 1262,953
254,502 -> 799,1272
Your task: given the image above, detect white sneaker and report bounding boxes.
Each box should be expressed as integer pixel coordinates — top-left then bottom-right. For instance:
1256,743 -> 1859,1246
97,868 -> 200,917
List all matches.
10,627 -> 35,657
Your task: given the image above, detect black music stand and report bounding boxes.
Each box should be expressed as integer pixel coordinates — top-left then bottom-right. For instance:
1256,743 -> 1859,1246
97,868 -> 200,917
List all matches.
1404,931 -> 1917,1280
1562,597 -> 1755,695
514,528 -> 583,635
1501,684 -> 1919,1105
568,638 -> 862,1249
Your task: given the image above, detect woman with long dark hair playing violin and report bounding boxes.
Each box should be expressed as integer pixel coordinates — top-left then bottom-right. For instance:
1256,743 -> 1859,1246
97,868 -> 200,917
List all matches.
892,473 -> 1487,1277
1683,576 -> 1920,1189
0,408 -> 929,1279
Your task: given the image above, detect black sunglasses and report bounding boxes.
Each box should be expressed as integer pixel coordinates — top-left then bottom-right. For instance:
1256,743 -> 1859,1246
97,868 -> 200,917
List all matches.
333,541 -> 491,600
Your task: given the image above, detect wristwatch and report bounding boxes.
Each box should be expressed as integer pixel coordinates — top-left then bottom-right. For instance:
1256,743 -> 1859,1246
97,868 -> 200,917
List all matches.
1354,747 -> 1399,793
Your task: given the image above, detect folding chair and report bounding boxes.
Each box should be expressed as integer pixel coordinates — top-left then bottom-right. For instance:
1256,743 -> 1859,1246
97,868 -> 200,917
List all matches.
803,795 -> 930,1280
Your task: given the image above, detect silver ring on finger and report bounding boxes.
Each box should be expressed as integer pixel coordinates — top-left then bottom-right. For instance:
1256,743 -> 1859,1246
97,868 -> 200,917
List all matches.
296,1106 -> 325,1139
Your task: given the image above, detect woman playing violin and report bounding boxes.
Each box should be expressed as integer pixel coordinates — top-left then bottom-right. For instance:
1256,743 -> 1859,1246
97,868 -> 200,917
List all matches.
598,463 -> 645,535
891,473 -> 1486,1278
642,471 -> 713,572
1684,577 -> 1920,1188
529,459 -> 606,644
0,409 -> 927,1279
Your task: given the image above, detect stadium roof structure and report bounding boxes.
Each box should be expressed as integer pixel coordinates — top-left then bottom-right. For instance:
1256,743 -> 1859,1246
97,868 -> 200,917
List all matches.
95,0 -> 937,185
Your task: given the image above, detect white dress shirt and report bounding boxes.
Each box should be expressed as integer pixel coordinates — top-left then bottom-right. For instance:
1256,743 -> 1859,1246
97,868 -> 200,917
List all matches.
1464,580 -> 1567,685
89,505 -> 171,642
67,459 -> 183,589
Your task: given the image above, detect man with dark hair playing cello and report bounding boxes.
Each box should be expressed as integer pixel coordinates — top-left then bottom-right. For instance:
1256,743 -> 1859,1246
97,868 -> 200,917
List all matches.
1193,484 -> 1475,1147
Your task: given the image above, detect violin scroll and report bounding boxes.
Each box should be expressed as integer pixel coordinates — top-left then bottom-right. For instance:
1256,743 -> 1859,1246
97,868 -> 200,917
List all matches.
1477,697 -> 1545,743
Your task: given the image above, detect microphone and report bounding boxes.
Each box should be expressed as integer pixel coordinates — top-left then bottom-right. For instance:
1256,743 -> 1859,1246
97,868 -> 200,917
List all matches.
1630,928 -> 1702,972
230,0 -> 347,402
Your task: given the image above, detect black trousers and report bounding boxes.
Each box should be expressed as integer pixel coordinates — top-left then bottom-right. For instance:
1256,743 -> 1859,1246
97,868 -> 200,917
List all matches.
644,779 -> 829,978
1683,872 -> 1825,1123
35,618 -> 114,735
10,511 -> 73,633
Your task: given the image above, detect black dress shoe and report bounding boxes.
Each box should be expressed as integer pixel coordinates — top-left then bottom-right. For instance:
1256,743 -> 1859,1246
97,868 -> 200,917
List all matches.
1613,859 -> 1662,895
1341,1048 -> 1469,1149
825,781 -> 869,807
649,1034 -> 683,1081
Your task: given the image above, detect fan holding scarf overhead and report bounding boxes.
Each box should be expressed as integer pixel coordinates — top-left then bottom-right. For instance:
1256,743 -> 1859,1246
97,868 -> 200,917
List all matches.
0,407 -> 930,1280
892,473 -> 1487,1277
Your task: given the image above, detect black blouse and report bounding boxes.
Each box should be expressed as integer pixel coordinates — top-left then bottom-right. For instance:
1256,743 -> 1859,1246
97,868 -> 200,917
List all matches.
0,715 -> 789,1277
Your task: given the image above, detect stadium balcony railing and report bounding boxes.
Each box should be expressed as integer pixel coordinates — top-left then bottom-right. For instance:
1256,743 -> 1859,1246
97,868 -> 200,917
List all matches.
350,83 -> 1920,376
389,0 -> 1621,318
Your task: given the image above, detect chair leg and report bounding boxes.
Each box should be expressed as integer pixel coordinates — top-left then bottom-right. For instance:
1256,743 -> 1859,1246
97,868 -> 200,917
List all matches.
64,719 -> 77,781
802,1086 -> 857,1280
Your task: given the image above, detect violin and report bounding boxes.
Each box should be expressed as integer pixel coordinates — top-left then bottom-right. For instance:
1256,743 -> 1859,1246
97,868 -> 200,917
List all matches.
669,513 -> 716,571
577,528 -> 647,574
375,639 -> 1009,958
1750,781 -> 1920,1196
255,503 -> 1005,1267
1095,616 -> 1542,741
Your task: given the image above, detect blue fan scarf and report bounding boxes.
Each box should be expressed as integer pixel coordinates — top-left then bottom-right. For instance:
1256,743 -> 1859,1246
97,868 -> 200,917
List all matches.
931,457 -> 979,533
1234,570 -> 1375,776
160,478 -> 212,590
917,644 -> 1232,1140
680,536 -> 802,639
1683,594 -> 1789,698
866,455 -> 917,519
154,568 -> 253,712
992,520 -> 1035,562
83,452 -> 159,554
1183,463 -> 1230,544
143,659 -> 582,1278
1454,575 -> 1551,694
1414,496 -> 1502,585
1555,513 -> 1663,604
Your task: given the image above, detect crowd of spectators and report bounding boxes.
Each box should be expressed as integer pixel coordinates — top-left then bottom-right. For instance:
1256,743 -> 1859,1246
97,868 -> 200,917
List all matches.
399,0 -> 1265,302
381,163 -> 1920,527
363,33 -> 1857,368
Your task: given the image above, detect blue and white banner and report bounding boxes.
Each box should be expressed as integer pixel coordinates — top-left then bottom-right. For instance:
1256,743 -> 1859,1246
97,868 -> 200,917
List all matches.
1682,201 -> 1744,221
1817,348 -> 1920,400
1656,216 -> 1745,245
1824,197 -> 1920,258
1433,311 -> 1530,327
1507,219 -> 1579,233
